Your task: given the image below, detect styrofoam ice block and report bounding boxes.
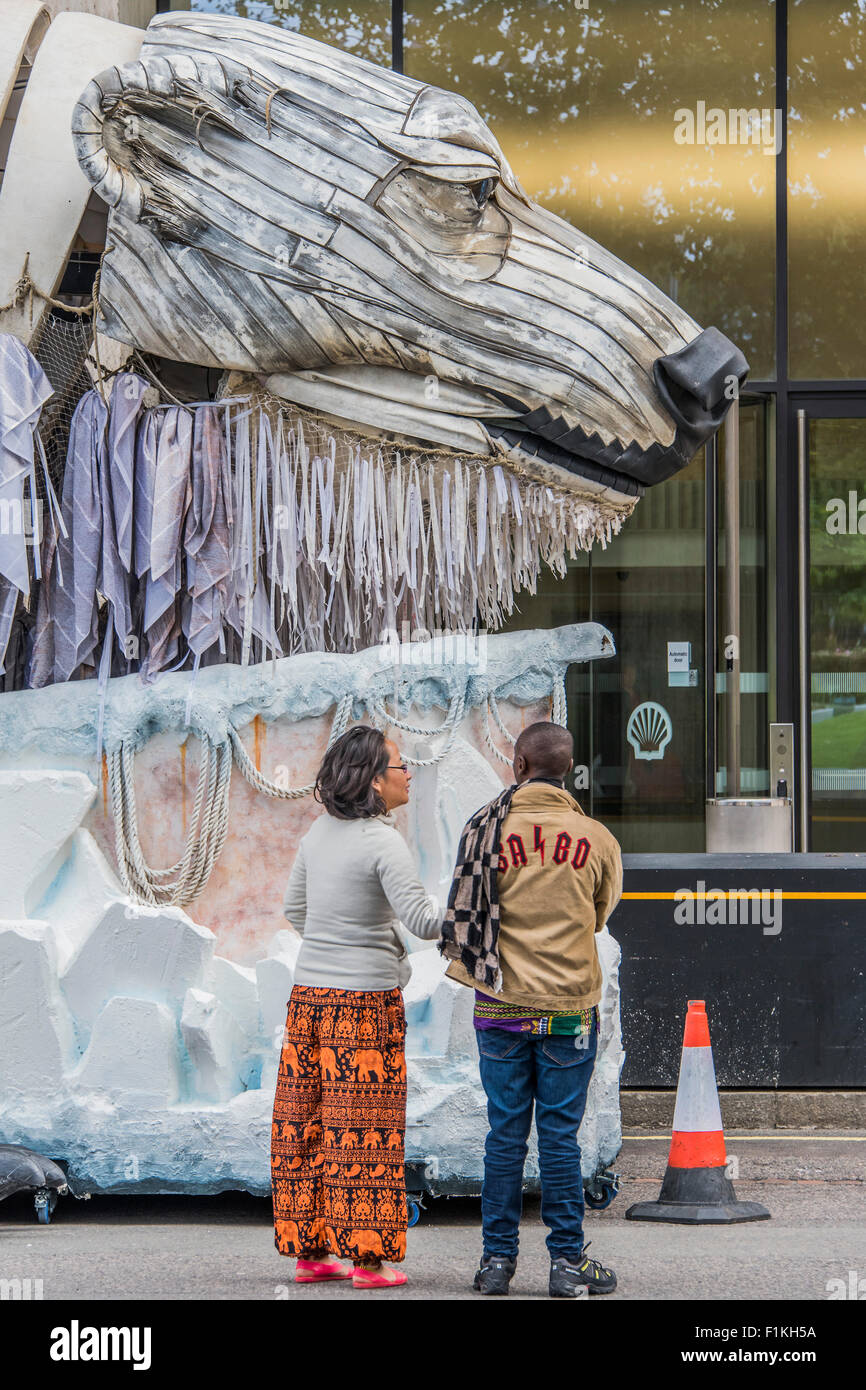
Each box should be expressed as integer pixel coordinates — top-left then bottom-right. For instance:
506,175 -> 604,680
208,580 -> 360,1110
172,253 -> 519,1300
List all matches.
255,948 -> 297,1057
35,829 -> 125,973
255,932 -> 302,1090
0,920 -> 76,1096
266,929 -> 301,969
586,927 -> 625,1170
204,955 -> 260,1043
446,976 -> 479,1061
70,996 -> 182,1110
0,770 -> 96,916
433,735 -> 503,897
0,1088 -> 274,1195
61,899 -> 215,1046
406,1073 -> 489,1176
181,987 -> 248,1103
404,947 -> 455,1058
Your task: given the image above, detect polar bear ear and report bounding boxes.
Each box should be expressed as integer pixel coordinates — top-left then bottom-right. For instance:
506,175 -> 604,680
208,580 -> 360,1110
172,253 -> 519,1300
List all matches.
71,52 -> 230,231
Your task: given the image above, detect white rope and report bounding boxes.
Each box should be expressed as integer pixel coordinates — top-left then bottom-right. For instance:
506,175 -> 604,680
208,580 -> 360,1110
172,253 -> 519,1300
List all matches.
483,697 -> 516,765
228,692 -> 354,799
108,733 -> 233,907
552,672 -> 569,727
488,692 -> 516,744
368,686 -> 467,767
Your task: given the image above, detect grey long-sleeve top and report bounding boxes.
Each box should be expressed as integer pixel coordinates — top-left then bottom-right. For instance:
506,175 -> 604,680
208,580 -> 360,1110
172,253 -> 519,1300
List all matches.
282,809 -> 445,990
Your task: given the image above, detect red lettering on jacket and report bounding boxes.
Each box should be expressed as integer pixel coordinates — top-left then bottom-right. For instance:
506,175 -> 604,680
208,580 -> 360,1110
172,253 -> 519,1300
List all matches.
571,836 -> 591,869
506,833 -> 527,868
495,829 -> 592,873
553,831 -> 572,864
533,825 -> 546,864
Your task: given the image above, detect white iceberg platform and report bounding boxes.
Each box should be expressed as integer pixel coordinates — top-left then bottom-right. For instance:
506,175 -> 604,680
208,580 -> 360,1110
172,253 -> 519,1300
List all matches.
0,630 -> 624,1196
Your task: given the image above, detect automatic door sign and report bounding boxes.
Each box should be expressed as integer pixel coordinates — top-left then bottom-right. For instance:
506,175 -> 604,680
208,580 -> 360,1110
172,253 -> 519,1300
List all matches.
626,701 -> 673,761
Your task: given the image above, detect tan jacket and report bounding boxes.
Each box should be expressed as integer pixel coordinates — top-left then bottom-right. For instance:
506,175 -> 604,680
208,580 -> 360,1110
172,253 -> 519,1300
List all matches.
446,780 -> 623,1010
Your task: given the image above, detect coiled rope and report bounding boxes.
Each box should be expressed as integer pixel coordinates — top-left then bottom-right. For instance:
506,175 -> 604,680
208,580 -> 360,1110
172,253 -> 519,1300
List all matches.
367,686 -> 467,767
483,674 -> 569,764
228,692 -> 353,798
108,677 -> 567,906
109,735 -> 232,907
108,694 -> 354,906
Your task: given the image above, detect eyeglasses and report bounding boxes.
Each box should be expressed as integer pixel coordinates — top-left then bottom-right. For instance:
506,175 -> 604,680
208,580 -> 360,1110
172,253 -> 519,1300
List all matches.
387,762 -> 409,773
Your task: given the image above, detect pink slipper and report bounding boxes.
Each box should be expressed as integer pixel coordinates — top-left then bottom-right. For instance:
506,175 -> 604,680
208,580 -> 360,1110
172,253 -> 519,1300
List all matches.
352,1264 -> 408,1289
295,1255 -> 354,1283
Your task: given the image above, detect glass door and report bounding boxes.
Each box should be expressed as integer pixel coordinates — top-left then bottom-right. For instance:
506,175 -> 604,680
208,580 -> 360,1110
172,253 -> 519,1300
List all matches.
800,407 -> 866,851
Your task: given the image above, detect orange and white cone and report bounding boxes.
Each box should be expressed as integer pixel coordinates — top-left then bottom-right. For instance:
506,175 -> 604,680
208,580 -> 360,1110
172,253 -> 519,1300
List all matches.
626,1000 -> 770,1224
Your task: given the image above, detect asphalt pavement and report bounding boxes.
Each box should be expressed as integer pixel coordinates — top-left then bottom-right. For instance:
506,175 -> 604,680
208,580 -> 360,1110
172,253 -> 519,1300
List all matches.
1,1134 -> 864,1302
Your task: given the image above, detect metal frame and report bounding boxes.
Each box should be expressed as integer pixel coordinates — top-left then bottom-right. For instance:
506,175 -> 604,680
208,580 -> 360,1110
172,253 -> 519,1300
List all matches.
791,395 -> 866,850
705,433 -> 718,802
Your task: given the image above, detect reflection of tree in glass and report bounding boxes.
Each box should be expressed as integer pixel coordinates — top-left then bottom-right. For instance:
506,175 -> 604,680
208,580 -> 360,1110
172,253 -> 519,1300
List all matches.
190,0 -> 390,66
788,0 -> 866,378
810,424 -> 866,664
404,0 -> 776,376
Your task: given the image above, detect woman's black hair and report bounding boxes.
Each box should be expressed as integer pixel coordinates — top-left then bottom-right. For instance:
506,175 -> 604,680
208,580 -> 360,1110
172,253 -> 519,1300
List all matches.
313,725 -> 390,819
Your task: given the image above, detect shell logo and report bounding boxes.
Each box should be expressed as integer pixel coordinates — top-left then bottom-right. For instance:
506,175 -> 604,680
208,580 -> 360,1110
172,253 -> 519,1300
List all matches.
626,702 -> 673,761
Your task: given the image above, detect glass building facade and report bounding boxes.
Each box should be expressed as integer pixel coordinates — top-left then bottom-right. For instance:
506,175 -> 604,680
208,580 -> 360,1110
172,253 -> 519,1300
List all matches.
174,0 -> 866,852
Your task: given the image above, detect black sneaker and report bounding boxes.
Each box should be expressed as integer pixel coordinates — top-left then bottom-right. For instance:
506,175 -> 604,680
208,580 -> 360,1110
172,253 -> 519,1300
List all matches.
549,1243 -> 617,1296
472,1254 -> 517,1295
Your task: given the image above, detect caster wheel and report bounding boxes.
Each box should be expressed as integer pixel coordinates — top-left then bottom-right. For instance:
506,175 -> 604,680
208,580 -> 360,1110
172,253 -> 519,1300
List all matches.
34,1189 -> 58,1224
583,1169 -> 620,1211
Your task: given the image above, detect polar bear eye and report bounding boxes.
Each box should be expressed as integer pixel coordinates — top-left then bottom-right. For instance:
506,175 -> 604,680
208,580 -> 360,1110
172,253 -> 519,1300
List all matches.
374,167 -> 509,281
470,177 -> 496,209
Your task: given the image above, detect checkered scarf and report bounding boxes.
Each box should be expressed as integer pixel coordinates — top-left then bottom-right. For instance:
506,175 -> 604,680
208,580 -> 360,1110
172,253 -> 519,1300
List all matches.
438,784 -> 516,992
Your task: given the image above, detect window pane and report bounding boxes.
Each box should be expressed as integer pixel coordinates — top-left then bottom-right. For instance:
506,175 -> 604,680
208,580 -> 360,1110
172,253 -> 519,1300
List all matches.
788,1 -> 866,379
405,0 -> 776,377
500,450 -> 708,854
809,418 -> 866,850
183,1 -> 391,64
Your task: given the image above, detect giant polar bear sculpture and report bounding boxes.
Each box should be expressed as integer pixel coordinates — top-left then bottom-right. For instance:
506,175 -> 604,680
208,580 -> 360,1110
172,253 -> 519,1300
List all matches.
0,6 -> 746,1204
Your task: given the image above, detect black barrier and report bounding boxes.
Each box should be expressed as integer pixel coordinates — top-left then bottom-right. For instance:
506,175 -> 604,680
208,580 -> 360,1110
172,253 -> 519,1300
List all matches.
615,853 -> 866,1087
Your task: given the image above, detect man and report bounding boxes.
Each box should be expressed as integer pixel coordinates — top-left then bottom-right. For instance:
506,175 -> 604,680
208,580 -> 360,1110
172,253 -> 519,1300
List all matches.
439,720 -> 622,1297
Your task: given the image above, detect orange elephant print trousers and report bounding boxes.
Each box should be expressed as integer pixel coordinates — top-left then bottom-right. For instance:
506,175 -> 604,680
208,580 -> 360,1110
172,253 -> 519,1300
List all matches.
271,985 -> 409,1262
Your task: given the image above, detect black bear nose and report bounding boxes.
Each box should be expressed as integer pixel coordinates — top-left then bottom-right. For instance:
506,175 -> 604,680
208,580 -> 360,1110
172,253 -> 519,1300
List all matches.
653,326 -> 749,443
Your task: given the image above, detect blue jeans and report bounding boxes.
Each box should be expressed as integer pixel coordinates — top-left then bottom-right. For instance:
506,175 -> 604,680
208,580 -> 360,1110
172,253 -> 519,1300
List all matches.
476,1025 -> 598,1261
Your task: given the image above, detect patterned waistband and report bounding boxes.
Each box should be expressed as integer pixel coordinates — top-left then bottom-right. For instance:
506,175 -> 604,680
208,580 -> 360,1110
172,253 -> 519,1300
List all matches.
290,984 -> 403,1004
473,994 -> 599,1036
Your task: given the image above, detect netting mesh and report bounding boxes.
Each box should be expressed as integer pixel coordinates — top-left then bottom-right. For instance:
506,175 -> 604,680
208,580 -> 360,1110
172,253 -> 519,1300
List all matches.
30,311 -> 95,498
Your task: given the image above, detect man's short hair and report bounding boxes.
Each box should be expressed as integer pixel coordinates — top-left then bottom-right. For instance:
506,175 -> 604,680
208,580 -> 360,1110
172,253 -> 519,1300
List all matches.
514,721 -> 573,778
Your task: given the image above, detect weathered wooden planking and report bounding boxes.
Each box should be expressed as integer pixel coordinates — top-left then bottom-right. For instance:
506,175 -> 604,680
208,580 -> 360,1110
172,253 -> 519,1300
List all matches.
267,371 -> 494,459
145,12 -> 420,112
500,188 -> 700,343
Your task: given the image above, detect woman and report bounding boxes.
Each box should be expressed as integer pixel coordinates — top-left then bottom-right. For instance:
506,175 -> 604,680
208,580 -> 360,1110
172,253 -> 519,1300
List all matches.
270,725 -> 444,1289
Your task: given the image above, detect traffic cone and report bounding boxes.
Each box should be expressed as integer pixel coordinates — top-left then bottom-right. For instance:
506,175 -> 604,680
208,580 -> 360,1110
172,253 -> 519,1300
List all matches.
626,1000 -> 770,1224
